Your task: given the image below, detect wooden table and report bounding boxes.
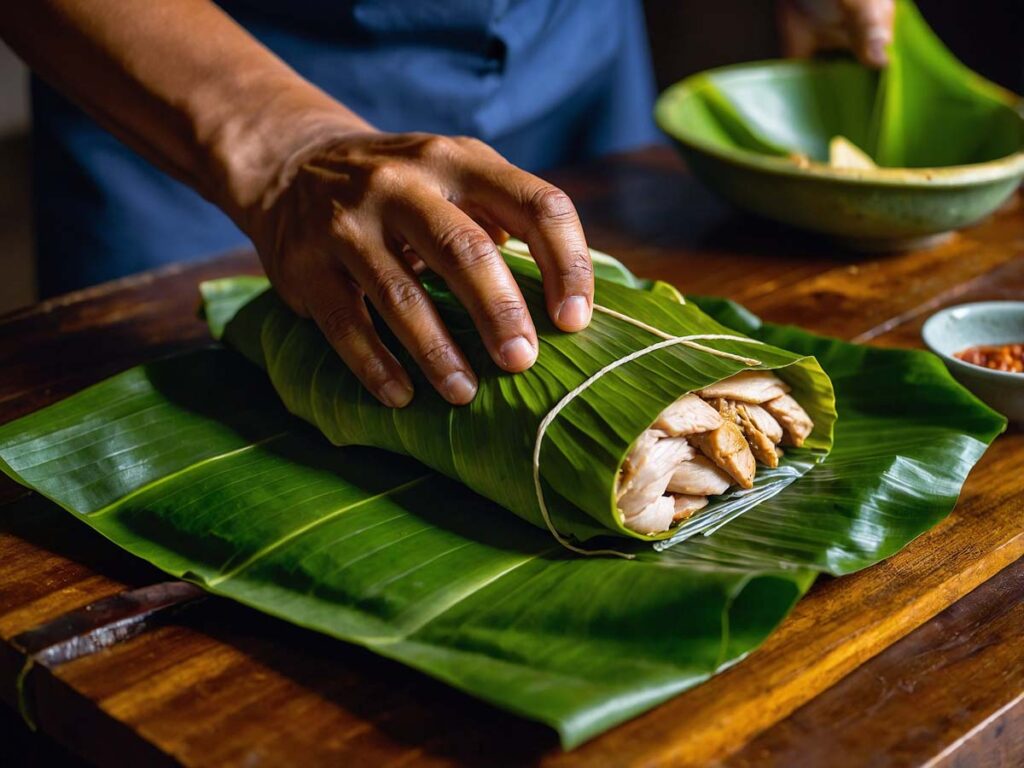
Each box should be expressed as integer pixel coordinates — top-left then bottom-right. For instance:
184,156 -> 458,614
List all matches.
1,147 -> 1021,767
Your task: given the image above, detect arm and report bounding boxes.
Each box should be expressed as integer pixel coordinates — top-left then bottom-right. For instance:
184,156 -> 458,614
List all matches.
1,1 -> 594,407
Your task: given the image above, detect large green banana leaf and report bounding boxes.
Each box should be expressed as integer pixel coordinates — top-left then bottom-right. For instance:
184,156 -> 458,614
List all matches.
206,250 -> 836,545
656,0 -> 1023,167
0,262 -> 1003,747
872,0 -> 1022,167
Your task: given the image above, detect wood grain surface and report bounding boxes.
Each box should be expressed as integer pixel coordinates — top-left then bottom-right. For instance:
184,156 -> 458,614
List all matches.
1,147 -> 1021,767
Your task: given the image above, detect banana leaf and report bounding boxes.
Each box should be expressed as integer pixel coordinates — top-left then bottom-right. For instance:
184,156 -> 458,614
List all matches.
205,249 -> 837,546
0,259 -> 1003,747
872,0 -> 1022,167
656,0 -> 1023,168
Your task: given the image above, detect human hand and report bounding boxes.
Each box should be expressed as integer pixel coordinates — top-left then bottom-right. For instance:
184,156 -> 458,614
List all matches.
778,0 -> 895,68
243,128 -> 593,408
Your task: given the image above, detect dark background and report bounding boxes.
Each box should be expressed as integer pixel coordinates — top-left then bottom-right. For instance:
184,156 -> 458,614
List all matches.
0,0 -> 1020,315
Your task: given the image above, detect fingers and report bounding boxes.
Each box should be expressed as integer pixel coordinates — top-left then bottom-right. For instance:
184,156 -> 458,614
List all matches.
276,131 -> 595,408
304,267 -> 414,409
340,235 -> 479,406
391,194 -> 538,372
777,0 -> 893,68
841,0 -> 894,68
454,151 -> 594,333
777,0 -> 820,59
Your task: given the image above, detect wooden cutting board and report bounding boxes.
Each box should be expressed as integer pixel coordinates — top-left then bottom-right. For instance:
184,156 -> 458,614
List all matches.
1,148 -> 1021,767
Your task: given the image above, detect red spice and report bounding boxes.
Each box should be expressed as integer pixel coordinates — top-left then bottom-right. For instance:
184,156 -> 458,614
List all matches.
954,342 -> 1024,373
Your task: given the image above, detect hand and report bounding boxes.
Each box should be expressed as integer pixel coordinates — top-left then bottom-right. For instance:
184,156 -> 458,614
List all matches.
0,1 -> 590,407
778,0 -> 895,68
243,128 -> 594,408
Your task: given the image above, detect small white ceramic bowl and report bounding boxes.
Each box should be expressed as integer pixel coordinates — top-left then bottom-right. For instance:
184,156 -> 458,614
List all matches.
921,302 -> 1024,423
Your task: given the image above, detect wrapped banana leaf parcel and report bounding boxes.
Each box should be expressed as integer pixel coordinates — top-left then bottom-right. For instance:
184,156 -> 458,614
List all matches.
206,245 -> 836,546
0,246 -> 1004,747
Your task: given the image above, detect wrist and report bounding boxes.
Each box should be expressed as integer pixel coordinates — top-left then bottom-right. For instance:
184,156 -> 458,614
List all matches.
198,73 -> 372,233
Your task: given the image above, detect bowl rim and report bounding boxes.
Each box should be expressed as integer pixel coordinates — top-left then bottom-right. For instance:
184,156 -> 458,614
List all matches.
655,59 -> 1024,189
921,301 -> 1024,383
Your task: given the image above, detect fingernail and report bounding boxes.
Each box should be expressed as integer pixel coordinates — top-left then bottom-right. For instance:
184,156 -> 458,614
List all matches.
380,380 -> 413,408
557,295 -> 591,330
500,336 -> 536,370
867,37 -> 888,67
442,371 -> 477,404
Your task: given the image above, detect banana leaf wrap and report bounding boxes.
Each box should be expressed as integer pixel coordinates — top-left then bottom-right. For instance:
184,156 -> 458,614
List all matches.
204,249 -> 836,544
0,257 -> 1003,747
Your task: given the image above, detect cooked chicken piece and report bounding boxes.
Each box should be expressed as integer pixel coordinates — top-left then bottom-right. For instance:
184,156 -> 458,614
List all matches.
709,397 -> 781,468
618,429 -> 666,492
689,421 -> 756,489
741,403 -> 783,443
737,404 -> 779,468
619,434 -> 694,496
652,394 -> 723,436
668,456 -> 733,496
672,494 -> 708,522
618,377 -> 815,534
711,397 -> 738,422
699,371 -> 789,404
617,435 -> 695,518
618,471 -> 673,519
623,495 -> 676,535
763,393 -> 814,447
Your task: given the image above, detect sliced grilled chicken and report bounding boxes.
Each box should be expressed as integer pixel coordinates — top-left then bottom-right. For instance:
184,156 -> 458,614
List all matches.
672,494 -> 709,522
699,371 -> 789,404
737,403 -> 780,468
741,403 -> 783,443
668,456 -> 733,496
763,393 -> 814,447
711,397 -> 737,422
652,394 -> 723,436
617,435 -> 695,517
618,471 -> 674,519
618,429 -> 666,493
624,495 -> 676,535
620,371 -> 814,534
709,396 -> 777,468
689,421 -> 756,489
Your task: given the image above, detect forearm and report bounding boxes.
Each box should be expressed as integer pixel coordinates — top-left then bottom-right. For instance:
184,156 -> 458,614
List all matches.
3,2 -> 595,407
1,0 -> 371,223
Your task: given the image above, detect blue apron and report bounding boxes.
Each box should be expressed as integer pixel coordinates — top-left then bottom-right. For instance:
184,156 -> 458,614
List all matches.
32,0 -> 660,296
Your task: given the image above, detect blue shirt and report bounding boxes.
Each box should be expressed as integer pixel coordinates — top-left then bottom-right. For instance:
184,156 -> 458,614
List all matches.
32,0 -> 660,295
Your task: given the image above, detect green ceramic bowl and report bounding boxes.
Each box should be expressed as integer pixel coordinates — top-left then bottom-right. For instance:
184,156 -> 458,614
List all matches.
655,58 -> 1024,251
922,302 -> 1024,423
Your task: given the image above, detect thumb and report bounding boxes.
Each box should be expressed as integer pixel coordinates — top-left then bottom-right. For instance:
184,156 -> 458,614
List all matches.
841,0 -> 894,68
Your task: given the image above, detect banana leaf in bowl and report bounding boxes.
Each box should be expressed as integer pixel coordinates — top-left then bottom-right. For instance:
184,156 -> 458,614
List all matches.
0,252 -> 1004,747
655,0 -> 1024,249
